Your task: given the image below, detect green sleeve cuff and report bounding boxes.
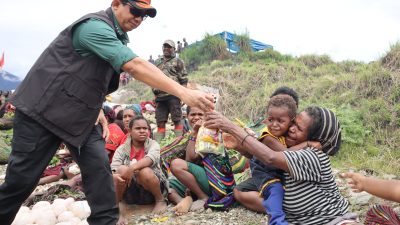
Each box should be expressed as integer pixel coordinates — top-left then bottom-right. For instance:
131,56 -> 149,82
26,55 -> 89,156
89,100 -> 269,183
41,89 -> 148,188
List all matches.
109,45 -> 137,73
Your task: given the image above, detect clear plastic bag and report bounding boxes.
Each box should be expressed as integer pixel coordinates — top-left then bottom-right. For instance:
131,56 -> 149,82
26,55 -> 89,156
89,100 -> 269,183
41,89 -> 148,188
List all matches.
195,125 -> 225,157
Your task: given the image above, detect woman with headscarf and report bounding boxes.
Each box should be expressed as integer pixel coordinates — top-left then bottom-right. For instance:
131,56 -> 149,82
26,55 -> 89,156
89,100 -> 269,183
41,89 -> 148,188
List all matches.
204,106 -> 357,225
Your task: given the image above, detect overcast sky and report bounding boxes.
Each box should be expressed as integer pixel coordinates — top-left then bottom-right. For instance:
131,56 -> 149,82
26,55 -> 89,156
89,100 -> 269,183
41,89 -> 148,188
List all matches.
1,0 -> 399,78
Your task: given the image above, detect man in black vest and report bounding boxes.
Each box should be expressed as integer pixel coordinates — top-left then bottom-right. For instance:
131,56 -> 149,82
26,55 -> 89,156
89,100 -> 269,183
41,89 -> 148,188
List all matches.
0,0 -> 214,224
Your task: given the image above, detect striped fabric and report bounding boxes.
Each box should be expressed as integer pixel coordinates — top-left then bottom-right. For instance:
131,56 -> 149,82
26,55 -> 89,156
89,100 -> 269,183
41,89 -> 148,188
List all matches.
283,149 -> 349,225
230,155 -> 250,174
316,107 -> 341,156
202,153 -> 236,210
365,204 -> 400,225
160,133 -> 190,172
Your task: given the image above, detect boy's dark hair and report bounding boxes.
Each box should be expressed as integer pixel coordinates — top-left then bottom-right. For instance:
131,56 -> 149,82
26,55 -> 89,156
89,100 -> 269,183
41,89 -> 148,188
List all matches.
270,86 -> 299,107
304,106 -> 323,140
267,95 -> 297,119
128,115 -> 150,129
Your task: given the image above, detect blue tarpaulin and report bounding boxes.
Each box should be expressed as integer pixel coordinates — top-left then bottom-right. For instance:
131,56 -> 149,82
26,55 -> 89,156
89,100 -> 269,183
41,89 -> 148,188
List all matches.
217,31 -> 273,53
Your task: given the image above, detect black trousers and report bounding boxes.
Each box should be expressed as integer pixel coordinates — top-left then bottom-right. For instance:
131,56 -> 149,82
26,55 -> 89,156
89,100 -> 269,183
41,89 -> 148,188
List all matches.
0,110 -> 118,225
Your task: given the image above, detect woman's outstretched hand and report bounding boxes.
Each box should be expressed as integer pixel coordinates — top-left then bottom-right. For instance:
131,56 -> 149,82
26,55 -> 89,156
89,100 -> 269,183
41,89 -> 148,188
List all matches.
205,111 -> 252,157
204,111 -> 234,132
222,133 -> 239,149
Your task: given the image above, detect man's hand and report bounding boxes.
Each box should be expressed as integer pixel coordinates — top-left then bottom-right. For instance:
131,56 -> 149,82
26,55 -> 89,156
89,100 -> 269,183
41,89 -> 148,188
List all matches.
96,109 -> 110,141
181,90 -> 214,112
340,172 -> 366,193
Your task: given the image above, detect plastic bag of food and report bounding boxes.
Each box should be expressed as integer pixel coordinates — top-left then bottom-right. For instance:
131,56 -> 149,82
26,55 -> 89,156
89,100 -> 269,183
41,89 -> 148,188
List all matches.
195,125 -> 225,157
11,207 -> 35,225
70,201 -> 91,219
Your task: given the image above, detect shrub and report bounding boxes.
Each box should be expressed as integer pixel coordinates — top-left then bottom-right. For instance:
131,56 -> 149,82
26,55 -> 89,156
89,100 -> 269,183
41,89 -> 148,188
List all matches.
337,60 -> 364,73
333,104 -> 371,145
360,98 -> 392,128
235,32 -> 252,58
298,54 -> 334,69
180,33 -> 230,71
249,49 -> 293,63
381,42 -> 400,72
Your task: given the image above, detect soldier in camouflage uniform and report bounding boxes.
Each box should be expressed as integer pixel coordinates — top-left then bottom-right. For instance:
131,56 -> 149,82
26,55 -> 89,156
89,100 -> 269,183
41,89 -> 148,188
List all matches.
153,40 -> 188,142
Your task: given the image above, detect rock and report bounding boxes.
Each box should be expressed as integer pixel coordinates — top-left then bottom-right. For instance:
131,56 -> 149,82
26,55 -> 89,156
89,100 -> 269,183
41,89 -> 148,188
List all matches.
138,215 -> 148,222
184,219 -> 200,225
349,191 -> 372,205
382,174 -> 397,180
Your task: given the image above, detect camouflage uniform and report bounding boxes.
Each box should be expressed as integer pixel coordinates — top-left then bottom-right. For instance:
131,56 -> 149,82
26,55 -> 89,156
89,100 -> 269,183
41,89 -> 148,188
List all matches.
153,55 -> 188,99
153,55 -> 188,124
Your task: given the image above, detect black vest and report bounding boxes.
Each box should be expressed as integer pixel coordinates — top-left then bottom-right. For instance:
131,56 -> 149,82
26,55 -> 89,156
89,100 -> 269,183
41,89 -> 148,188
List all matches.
11,8 -> 120,147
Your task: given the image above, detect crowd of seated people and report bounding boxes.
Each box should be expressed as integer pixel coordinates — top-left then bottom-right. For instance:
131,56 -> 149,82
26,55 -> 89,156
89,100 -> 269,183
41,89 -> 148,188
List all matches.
16,86 -> 400,225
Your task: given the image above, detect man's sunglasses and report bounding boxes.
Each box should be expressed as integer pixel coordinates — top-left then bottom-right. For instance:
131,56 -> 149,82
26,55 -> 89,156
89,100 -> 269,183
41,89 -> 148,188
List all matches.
163,44 -> 173,49
126,2 -> 148,20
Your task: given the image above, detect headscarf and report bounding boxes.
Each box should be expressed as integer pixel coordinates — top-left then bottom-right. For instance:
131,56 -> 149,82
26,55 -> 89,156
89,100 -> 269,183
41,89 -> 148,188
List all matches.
125,104 -> 142,116
315,107 -> 341,156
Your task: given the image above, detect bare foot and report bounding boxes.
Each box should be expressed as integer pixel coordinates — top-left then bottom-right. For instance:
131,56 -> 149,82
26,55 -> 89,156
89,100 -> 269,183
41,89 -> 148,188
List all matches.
152,200 -> 168,214
189,199 -> 206,212
116,215 -> 128,225
117,202 -> 128,225
172,196 -> 193,216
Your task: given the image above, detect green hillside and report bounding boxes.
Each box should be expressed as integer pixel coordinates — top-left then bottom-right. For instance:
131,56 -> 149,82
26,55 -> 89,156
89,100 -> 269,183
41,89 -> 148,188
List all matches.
125,40 -> 400,174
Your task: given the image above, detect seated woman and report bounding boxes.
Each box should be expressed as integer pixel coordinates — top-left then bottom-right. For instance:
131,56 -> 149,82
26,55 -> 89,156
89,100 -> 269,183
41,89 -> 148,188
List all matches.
169,106 -> 235,215
111,116 -> 168,225
204,107 -> 356,224
167,106 -> 207,211
103,105 -> 125,163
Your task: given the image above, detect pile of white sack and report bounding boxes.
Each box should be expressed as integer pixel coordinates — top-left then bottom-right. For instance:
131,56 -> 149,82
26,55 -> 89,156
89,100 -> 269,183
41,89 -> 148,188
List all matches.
12,198 -> 90,225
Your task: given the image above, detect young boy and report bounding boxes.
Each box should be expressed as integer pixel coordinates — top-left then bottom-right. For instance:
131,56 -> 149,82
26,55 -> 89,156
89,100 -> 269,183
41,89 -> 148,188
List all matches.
249,94 -> 297,225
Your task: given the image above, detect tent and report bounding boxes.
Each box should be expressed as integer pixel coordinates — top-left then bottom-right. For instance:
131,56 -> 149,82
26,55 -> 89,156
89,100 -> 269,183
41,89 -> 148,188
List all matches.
217,31 -> 273,53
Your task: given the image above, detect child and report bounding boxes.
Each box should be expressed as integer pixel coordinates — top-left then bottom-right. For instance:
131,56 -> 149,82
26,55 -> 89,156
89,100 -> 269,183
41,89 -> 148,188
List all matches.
111,116 -> 168,225
255,94 -> 322,225
251,94 -> 297,225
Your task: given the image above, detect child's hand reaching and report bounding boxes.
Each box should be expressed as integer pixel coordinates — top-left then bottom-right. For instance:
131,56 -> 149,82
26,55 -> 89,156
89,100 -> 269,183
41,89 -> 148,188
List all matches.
341,172 -> 400,203
192,119 -> 203,135
340,172 -> 366,193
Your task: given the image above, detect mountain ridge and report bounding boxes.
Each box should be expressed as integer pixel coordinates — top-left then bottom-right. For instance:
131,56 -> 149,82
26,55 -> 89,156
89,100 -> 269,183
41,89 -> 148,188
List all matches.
0,69 -> 21,91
